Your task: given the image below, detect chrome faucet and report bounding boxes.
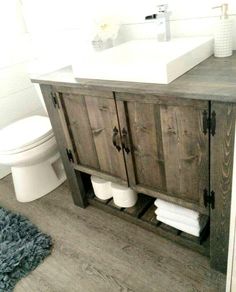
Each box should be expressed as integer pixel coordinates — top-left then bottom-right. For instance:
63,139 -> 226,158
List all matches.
145,4 -> 171,41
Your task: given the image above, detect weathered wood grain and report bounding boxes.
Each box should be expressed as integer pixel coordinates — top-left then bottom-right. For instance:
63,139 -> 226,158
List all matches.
116,92 -> 209,108
116,94 -> 209,213
74,164 -> 127,186
127,102 -> 166,190
210,102 -> 236,274
160,103 -> 209,207
85,96 -> 127,181
85,96 -> 112,172
61,91 -> 128,182
40,84 -> 87,208
53,85 -> 114,99
62,93 -> 100,168
115,100 -> 136,186
56,93 -> 78,163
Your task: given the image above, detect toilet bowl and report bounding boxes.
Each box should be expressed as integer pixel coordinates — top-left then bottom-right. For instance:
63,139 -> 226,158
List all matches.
0,115 -> 66,202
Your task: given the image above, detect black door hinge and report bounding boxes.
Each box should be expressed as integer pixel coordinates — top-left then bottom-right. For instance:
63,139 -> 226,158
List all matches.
66,148 -> 74,163
203,189 -> 215,209
51,92 -> 60,109
203,110 -> 216,136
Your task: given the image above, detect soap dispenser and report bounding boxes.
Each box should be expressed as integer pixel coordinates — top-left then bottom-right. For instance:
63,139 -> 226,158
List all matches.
213,3 -> 233,57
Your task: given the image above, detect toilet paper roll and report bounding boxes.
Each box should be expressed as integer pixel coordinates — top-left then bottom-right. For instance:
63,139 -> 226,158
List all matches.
111,183 -> 138,208
91,176 -> 112,200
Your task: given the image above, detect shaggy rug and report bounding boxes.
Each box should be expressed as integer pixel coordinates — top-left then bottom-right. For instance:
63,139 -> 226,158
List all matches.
0,207 -> 52,292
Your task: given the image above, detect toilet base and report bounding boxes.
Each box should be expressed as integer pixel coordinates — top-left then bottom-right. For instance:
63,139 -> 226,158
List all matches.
11,152 -> 66,202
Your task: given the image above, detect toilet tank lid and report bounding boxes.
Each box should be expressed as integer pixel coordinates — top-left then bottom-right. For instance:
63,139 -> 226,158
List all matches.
0,116 -> 53,152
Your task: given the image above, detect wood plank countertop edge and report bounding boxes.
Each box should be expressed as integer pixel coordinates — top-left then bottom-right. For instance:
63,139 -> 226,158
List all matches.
31,51 -> 236,103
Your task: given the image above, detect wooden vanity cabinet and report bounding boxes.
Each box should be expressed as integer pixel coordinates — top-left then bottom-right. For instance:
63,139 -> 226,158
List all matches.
40,84 -> 235,274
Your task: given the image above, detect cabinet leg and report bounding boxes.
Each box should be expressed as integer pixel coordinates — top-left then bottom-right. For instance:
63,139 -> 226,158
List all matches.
64,163 -> 88,208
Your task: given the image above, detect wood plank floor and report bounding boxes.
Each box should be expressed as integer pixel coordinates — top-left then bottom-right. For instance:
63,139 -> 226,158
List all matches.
0,175 -> 226,292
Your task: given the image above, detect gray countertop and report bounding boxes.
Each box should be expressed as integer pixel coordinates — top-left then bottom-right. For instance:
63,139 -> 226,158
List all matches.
31,52 -> 236,103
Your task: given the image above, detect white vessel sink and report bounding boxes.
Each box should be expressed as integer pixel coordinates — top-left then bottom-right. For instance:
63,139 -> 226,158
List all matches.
72,37 -> 213,84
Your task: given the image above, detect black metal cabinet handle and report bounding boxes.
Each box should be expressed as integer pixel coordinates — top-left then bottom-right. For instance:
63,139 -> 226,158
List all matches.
112,127 -> 121,152
202,110 -> 208,135
121,128 -> 130,154
211,111 -> 216,136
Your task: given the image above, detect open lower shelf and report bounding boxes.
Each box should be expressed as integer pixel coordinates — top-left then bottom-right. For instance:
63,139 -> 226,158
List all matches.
87,190 -> 210,257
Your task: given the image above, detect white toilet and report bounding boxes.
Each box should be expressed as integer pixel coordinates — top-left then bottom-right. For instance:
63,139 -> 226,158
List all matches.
0,62 -> 67,202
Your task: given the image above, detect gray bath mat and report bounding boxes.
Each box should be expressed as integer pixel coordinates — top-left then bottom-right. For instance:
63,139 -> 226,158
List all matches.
0,207 -> 52,291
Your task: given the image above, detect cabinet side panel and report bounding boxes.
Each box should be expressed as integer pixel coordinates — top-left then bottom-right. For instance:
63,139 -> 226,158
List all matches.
210,102 -> 236,274
160,104 -> 209,205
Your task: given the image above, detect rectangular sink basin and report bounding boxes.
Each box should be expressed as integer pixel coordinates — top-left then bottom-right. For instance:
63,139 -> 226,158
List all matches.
72,37 -> 213,84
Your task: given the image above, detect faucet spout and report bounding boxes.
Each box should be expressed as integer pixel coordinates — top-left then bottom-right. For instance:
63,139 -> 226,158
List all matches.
145,4 -> 171,42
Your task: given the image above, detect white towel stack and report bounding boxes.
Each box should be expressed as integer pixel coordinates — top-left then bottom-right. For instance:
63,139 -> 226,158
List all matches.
154,199 -> 208,237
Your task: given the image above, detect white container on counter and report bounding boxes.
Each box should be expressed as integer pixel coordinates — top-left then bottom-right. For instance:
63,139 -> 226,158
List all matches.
111,183 -> 138,208
91,176 -> 112,200
213,3 -> 233,58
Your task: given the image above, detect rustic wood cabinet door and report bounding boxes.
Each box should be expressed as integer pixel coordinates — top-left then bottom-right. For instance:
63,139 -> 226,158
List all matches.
56,89 -> 128,183
116,93 -> 209,213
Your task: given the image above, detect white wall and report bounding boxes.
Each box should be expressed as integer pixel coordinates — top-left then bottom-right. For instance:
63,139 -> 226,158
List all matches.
21,0 -> 236,60
118,0 -> 236,48
0,0 -> 44,178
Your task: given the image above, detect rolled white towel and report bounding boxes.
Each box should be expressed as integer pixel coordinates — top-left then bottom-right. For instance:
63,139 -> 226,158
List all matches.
156,215 -> 204,237
154,199 -> 199,220
155,208 -> 206,229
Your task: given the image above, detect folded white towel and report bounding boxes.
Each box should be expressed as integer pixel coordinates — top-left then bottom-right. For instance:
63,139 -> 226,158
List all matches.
155,208 -> 205,229
154,199 -> 199,220
156,215 -> 203,237
157,216 -> 208,236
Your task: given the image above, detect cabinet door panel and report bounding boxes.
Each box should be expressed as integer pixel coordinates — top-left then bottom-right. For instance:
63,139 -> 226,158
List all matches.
84,96 -> 126,179
116,95 -> 209,211
160,105 -> 208,204
118,101 -> 166,190
60,92 -> 127,182
63,94 -> 99,168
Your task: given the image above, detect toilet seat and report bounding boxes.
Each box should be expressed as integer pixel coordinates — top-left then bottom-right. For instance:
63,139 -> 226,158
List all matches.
0,133 -> 54,155
0,135 -> 57,167
0,116 -> 53,155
